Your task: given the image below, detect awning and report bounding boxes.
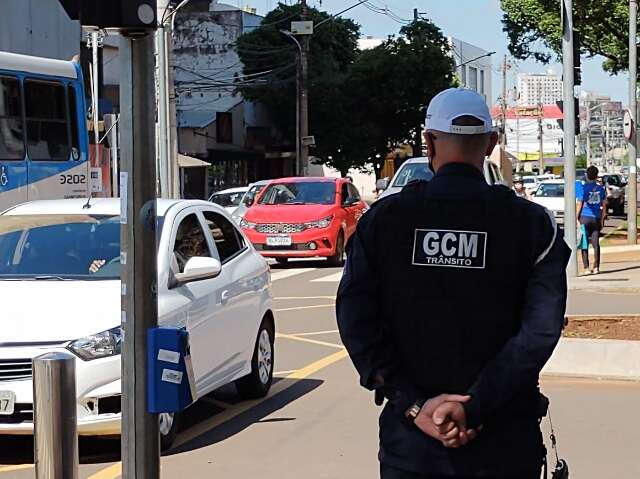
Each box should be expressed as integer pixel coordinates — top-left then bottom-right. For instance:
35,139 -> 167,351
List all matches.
178,154 -> 210,168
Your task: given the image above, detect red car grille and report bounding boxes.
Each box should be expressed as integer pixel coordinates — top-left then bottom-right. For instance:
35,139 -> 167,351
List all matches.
256,223 -> 305,234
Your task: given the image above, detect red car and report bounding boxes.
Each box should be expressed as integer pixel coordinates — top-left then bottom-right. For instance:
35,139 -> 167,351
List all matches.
240,177 -> 368,265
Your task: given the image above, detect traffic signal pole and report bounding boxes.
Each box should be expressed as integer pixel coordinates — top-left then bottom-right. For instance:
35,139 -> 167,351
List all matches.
119,31 -> 160,479
628,0 -> 638,244
562,0 -> 578,277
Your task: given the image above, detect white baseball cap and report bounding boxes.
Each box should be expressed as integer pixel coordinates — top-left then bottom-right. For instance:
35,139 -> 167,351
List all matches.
425,88 -> 493,135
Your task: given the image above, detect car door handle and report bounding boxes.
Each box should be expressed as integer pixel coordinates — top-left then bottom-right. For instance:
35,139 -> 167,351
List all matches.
221,290 -> 230,304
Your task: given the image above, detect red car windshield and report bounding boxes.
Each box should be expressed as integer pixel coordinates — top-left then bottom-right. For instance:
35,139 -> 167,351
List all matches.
258,182 -> 336,205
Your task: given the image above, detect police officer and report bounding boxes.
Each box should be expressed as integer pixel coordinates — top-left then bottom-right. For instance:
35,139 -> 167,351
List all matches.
337,88 -> 571,479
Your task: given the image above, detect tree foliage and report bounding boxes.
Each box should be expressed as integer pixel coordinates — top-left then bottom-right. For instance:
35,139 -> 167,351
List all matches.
237,3 -> 456,176
501,0 -> 631,74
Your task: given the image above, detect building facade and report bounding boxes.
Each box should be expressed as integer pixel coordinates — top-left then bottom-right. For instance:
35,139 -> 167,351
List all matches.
174,1 -> 292,193
517,72 -> 563,106
449,38 -> 493,107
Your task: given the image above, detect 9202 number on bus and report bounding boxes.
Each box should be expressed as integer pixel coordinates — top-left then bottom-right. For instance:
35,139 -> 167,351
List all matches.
59,174 -> 86,185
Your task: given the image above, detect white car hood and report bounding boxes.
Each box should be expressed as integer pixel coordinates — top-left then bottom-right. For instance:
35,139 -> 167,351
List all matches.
1,280 -> 120,343
532,197 -> 564,212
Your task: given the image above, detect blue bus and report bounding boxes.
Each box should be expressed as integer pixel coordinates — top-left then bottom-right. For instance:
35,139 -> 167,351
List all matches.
0,51 -> 89,211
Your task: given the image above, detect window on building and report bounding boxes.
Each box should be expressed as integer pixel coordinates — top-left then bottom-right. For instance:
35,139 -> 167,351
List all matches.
216,112 -> 233,144
468,67 -> 478,92
24,79 -> 70,161
0,76 -> 24,160
480,70 -> 485,95
461,66 -> 467,86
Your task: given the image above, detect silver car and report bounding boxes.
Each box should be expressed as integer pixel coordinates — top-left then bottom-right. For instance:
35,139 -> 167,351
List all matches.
376,157 -> 504,200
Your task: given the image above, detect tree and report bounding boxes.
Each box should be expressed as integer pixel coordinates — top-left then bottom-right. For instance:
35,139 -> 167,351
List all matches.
236,3 -> 361,175
346,19 -> 457,176
501,0 -> 631,74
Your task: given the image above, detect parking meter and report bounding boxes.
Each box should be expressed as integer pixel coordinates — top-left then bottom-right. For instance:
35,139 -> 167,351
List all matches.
146,327 -> 197,413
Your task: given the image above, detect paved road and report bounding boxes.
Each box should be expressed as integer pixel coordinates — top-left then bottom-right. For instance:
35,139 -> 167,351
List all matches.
1,260 -> 639,478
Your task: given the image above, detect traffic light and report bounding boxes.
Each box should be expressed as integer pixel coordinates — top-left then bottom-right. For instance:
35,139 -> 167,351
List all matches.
57,0 -> 157,32
556,98 -> 580,136
573,29 -> 582,86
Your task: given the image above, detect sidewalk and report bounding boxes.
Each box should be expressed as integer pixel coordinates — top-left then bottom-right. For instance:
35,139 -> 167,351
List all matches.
566,245 -> 640,317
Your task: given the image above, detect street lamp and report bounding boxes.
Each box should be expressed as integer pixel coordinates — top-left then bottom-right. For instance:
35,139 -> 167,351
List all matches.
281,30 -> 304,176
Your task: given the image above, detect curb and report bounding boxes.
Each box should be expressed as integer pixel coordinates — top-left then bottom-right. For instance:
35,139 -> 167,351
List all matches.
566,314 -> 640,321
542,337 -> 640,381
600,244 -> 640,253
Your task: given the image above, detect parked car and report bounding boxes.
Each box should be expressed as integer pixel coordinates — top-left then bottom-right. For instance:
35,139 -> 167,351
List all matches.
208,187 -> 250,215
531,180 -> 564,222
240,177 -> 367,266
0,198 -> 274,449
231,180 -> 271,224
376,157 -> 504,200
601,174 -> 625,216
522,175 -> 539,195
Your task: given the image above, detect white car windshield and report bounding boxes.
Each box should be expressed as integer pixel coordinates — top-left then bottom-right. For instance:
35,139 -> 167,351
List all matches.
0,215 -> 122,280
392,163 -> 434,187
258,182 -> 335,205
210,192 -> 245,208
535,184 -> 564,197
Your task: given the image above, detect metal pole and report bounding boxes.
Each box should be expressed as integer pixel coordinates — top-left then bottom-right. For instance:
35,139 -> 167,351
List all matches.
300,0 -> 310,175
629,0 -> 638,244
104,114 -> 119,196
296,51 -> 301,176
562,0 -> 578,276
119,32 -> 160,479
586,102 -> 591,164
156,25 -> 170,197
538,102 -> 545,173
33,352 -> 78,479
500,55 -> 508,180
91,30 -> 101,201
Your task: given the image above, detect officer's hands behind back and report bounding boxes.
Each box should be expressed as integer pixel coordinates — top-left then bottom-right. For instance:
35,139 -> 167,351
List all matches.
413,394 -> 479,448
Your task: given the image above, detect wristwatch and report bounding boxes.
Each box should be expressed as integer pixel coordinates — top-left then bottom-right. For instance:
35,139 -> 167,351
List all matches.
404,399 -> 426,423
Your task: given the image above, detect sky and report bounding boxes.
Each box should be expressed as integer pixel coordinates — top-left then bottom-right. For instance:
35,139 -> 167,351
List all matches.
248,0 -> 629,106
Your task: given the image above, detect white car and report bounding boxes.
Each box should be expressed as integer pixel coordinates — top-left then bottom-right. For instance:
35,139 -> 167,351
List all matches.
532,180 -> 564,222
0,198 -> 274,448
208,187 -> 250,215
231,180 -> 271,224
377,157 -> 505,200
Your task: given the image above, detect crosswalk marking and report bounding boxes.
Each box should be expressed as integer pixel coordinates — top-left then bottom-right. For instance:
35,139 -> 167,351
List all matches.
270,268 -> 316,282
310,272 -> 343,283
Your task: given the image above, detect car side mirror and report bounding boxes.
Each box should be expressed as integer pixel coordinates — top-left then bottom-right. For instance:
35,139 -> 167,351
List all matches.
172,257 -> 221,288
376,178 -> 390,191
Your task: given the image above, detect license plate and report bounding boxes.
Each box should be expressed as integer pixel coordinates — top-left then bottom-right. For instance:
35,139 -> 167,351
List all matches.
266,236 -> 292,247
0,391 -> 15,415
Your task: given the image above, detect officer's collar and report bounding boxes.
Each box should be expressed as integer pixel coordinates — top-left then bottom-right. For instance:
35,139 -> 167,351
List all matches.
434,162 -> 485,180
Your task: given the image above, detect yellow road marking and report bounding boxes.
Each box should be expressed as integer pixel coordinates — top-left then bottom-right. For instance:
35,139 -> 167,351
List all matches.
275,304 -> 334,313
275,296 -> 336,300
0,464 -> 33,473
173,348 -> 348,449
293,329 -> 340,337
274,370 -> 298,376
86,462 -> 121,479
276,333 -> 343,349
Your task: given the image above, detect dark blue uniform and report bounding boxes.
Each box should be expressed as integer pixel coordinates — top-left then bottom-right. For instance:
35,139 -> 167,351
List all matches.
336,163 -> 571,478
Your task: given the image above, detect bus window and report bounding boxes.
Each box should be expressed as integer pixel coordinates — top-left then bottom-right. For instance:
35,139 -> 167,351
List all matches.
24,79 -> 69,161
0,76 -> 24,160
67,85 -> 79,158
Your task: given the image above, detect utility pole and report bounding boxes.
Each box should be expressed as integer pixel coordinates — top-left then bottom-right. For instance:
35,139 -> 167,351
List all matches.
156,2 -> 170,197
538,101 -> 545,174
629,0 -> 638,244
414,8 -> 419,21
299,0 -> 310,176
120,31 -> 160,479
500,55 -> 511,181
562,0 -> 578,276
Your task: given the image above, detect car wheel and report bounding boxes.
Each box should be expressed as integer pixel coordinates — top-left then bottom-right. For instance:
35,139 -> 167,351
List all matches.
275,257 -> 288,265
327,231 -> 345,267
235,318 -> 274,400
159,412 -> 180,451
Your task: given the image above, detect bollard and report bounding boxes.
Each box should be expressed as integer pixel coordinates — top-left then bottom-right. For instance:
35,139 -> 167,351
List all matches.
32,352 -> 79,479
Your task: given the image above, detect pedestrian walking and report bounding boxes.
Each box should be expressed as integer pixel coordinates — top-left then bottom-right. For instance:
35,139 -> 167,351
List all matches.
576,165 -> 607,275
512,174 -> 531,200
337,88 -> 571,479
